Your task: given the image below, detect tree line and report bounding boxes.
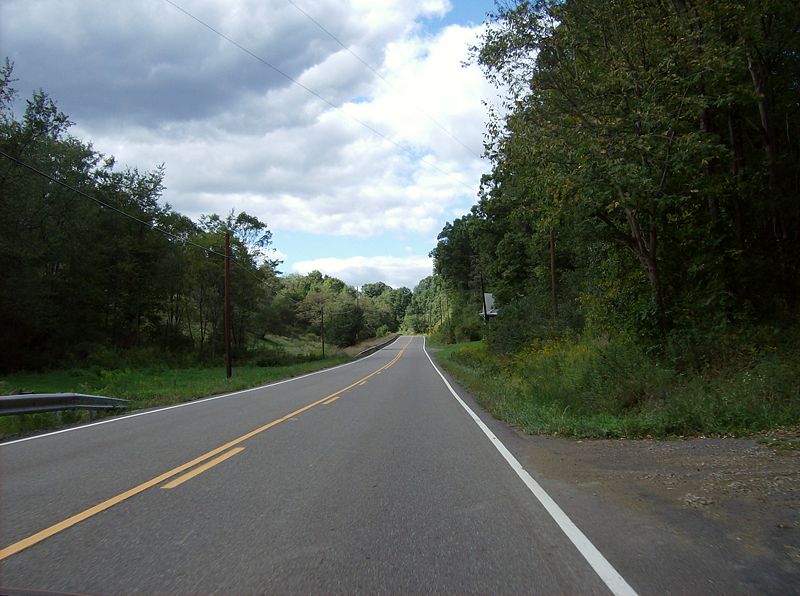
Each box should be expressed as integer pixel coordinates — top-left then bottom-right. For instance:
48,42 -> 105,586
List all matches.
431,0 -> 799,351
0,61 -> 410,372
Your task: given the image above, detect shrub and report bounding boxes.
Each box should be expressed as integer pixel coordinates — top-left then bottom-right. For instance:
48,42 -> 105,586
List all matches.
433,322 -> 800,437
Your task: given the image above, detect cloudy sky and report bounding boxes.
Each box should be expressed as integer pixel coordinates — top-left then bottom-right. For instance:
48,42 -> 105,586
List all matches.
1,0 -> 498,289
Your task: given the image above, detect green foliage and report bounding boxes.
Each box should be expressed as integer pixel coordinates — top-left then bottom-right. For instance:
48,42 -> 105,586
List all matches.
430,215 -> 480,294
327,303 -> 363,348
439,0 -> 800,340
361,281 -> 390,298
484,292 -> 581,353
402,275 -> 444,334
425,1 -> 799,437
431,291 -> 484,344
288,271 -> 410,348
434,324 -> 800,438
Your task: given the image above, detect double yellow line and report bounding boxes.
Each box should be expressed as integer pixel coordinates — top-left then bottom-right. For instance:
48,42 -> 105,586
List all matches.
0,339 -> 411,561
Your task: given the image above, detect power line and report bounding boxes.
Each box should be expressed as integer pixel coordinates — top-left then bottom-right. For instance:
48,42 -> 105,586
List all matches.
1,153 -> 412,315
0,149 -> 269,284
1,153 -> 408,348
0,149 -> 224,254
162,0 -> 478,195
286,0 -> 482,160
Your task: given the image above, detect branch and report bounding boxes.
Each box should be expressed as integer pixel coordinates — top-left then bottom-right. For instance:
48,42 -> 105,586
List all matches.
593,209 -> 638,253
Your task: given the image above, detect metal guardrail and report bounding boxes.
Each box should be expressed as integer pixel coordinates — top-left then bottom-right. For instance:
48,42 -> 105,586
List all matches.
0,393 -> 129,417
355,334 -> 401,359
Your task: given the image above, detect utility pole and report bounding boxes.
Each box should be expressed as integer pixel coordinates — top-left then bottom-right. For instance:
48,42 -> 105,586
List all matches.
224,232 -> 232,378
480,269 -> 489,323
320,305 -> 325,358
354,287 -> 360,339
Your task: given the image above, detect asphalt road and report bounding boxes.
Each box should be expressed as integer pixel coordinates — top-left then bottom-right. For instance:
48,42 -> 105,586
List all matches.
0,336 -> 786,594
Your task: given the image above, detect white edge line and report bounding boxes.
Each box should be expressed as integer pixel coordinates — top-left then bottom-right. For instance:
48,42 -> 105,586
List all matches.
1,336 -> 405,447
422,336 -> 638,596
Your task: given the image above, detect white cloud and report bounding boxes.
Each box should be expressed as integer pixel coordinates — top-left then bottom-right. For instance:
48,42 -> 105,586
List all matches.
292,255 -> 433,289
265,247 -> 288,263
82,17 -> 492,238
1,0 -> 496,269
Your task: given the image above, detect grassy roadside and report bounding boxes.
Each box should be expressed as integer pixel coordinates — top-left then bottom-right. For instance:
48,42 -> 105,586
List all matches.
429,333 -> 800,439
0,356 -> 350,439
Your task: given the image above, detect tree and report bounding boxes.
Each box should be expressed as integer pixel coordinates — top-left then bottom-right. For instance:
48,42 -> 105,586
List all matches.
465,0 -> 800,338
0,62 -> 284,369
361,281 -> 391,298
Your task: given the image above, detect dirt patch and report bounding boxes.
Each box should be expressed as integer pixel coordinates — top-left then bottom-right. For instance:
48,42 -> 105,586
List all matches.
522,426 -> 800,567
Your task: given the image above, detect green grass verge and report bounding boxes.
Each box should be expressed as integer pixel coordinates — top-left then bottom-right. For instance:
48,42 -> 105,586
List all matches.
0,356 -> 350,439
430,334 -> 800,439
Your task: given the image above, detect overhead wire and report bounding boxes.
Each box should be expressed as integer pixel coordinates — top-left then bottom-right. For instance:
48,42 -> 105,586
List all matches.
0,149 -> 223,253
0,153 -> 405,340
0,149 -> 271,286
162,0 -> 479,195
285,0 -> 483,160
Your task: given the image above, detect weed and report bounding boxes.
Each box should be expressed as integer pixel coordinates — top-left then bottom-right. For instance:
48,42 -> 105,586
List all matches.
432,326 -> 800,439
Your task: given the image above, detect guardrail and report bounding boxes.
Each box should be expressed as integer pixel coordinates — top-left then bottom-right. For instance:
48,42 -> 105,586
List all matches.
355,334 -> 401,359
0,393 -> 130,417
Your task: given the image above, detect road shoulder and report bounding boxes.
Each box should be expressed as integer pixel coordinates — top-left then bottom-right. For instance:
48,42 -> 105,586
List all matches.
427,347 -> 800,593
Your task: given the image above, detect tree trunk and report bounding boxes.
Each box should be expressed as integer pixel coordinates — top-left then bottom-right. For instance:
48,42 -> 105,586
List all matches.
549,228 -> 559,317
700,107 -> 720,222
184,297 -> 194,344
728,109 -> 746,249
747,51 -> 786,242
592,202 -> 667,332
625,207 -> 666,330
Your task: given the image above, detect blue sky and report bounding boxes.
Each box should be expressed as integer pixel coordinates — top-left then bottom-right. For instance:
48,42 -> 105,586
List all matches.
428,0 -> 495,28
1,0 -> 498,289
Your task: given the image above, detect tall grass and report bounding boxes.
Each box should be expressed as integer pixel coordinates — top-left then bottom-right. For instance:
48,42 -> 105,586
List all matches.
432,326 -> 800,438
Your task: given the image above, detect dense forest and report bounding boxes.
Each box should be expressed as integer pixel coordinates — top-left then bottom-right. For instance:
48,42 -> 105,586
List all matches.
0,60 -> 412,373
434,0 -> 798,343
428,0 -> 799,436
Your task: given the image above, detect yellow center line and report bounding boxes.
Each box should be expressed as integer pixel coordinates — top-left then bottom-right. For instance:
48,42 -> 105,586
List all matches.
162,447 -> 245,489
0,339 -> 413,562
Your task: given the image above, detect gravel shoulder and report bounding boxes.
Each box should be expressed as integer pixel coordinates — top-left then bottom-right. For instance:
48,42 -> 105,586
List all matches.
518,426 -> 800,584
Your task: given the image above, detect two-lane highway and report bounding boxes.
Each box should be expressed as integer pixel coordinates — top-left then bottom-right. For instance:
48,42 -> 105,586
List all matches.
1,336 -> 632,593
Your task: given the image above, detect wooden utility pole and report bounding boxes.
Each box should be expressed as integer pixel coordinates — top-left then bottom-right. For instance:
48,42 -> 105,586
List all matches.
480,270 -> 489,323
224,232 -> 232,378
320,306 -> 325,358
